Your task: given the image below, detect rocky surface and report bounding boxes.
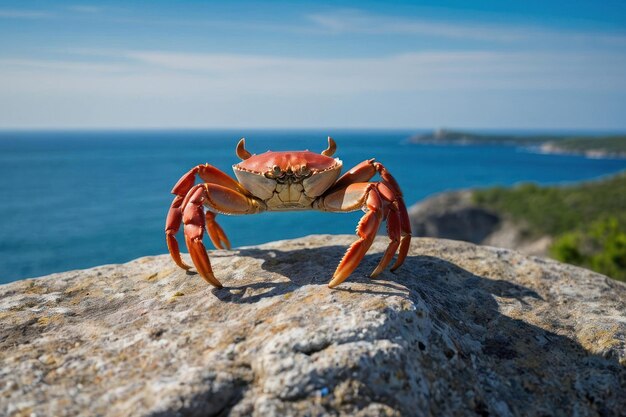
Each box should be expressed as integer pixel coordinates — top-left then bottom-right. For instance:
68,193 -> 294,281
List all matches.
1,235 -> 625,417
409,191 -> 552,256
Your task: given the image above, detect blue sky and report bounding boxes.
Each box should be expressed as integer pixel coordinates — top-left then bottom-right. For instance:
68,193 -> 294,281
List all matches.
1,0 -> 625,129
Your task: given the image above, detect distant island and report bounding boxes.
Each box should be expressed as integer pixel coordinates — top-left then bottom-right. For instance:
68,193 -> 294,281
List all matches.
408,129 -> 626,158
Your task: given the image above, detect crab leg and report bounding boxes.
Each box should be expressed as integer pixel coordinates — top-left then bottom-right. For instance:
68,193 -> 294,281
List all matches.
321,159 -> 412,279
205,211 -> 231,250
166,195 -> 191,270
330,159 -> 411,271
328,159 -> 379,192
166,164 -> 246,271
391,198 -> 411,271
172,163 -> 247,196
316,183 -> 391,287
367,161 -> 412,271
370,203 -> 401,277
181,186 -> 222,287
181,183 -> 263,287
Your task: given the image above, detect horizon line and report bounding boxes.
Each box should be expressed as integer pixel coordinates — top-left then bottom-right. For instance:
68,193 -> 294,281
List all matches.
1,126 -> 626,133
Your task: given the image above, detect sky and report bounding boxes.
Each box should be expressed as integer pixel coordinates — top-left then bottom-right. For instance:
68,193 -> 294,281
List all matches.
1,0 -> 626,130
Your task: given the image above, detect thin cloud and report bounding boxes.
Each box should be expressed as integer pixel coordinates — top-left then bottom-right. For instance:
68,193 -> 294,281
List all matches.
67,5 -> 103,14
2,50 -> 623,99
0,8 -> 52,19
1,7 -> 624,128
307,11 -> 524,42
0,58 -> 127,73
126,50 -> 626,92
306,10 -> 626,46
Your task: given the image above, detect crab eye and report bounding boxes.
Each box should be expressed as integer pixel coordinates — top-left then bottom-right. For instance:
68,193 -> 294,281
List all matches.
272,165 -> 281,174
300,165 -> 311,176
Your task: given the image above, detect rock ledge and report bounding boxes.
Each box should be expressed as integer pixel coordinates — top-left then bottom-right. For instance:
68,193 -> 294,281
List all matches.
1,235 -> 625,417
409,191 -> 552,256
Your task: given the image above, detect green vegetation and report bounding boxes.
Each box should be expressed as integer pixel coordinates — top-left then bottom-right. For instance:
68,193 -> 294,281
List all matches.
551,218 -> 626,281
409,129 -> 553,145
473,173 -> 626,281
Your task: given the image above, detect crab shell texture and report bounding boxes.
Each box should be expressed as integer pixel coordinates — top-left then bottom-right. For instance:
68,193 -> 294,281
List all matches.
233,151 -> 342,210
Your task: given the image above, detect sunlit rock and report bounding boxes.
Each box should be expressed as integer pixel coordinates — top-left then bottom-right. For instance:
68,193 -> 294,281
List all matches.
1,235 -> 624,416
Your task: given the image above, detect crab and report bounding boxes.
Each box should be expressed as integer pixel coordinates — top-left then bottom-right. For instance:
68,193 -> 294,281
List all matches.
165,137 -> 411,288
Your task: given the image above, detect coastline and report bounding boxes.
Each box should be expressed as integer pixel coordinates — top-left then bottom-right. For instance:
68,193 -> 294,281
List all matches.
408,129 -> 626,160
409,170 -> 626,282
536,143 -> 626,159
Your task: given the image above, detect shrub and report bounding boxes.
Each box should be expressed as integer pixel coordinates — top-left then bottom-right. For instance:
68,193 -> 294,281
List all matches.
550,217 -> 626,281
474,173 -> 626,281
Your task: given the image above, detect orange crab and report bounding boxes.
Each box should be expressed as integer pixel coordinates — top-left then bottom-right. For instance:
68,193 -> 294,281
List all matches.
165,137 -> 411,288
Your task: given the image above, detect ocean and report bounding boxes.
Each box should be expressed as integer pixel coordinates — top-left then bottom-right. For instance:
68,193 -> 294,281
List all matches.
1,129 -> 626,284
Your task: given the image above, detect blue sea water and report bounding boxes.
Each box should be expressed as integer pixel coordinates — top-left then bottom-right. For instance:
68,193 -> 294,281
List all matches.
1,129 -> 626,284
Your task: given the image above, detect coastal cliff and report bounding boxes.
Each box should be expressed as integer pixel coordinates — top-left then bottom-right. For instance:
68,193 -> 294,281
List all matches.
408,190 -> 551,257
409,172 -> 626,281
1,235 -> 625,417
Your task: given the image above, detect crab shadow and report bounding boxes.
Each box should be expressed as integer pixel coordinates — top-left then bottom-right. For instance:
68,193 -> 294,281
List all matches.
201,244 -> 625,414
208,245 -> 407,303
208,245 -> 542,304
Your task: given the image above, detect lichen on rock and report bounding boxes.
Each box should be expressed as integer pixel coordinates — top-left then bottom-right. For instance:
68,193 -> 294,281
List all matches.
1,235 -> 625,417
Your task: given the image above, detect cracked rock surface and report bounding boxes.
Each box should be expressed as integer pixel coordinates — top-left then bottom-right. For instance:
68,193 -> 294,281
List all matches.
1,235 -> 625,417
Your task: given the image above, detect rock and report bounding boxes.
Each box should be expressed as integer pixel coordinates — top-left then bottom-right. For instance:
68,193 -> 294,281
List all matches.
408,190 -> 499,242
409,191 -> 552,256
1,235 -> 625,417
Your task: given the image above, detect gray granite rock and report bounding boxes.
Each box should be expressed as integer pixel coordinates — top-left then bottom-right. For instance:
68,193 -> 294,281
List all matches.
409,191 -> 552,256
1,235 -> 625,417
